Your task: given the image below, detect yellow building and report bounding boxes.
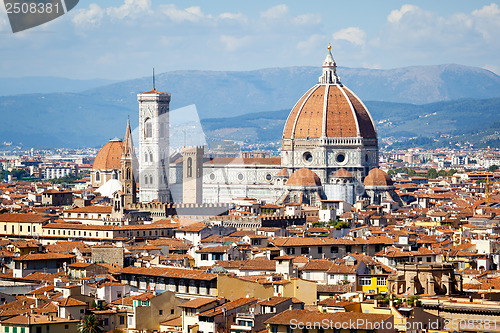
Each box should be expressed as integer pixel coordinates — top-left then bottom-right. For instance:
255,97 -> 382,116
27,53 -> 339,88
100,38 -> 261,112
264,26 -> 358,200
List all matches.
0,213 -> 51,238
358,276 -> 389,293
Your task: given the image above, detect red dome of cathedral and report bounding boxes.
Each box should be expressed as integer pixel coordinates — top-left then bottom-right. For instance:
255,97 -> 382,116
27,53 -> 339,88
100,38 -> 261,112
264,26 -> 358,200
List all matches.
93,138 -> 124,170
282,47 -> 376,140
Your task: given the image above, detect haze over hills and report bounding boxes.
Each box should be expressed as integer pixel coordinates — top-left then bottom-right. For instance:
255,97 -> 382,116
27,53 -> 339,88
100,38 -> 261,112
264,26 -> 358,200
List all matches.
1,64 -> 500,148
0,77 -> 116,96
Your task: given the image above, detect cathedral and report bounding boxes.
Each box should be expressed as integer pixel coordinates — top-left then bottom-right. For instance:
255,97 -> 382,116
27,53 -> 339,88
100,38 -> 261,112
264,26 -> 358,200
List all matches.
92,46 -> 401,208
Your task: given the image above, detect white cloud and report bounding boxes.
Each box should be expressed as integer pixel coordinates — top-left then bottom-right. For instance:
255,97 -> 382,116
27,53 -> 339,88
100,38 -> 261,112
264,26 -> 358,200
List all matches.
387,4 -> 420,23
219,35 -> 251,52
218,12 -> 247,22
72,3 -> 105,28
107,0 -> 152,20
260,5 -> 288,21
471,3 -> 500,40
333,27 -> 366,46
160,4 -> 212,23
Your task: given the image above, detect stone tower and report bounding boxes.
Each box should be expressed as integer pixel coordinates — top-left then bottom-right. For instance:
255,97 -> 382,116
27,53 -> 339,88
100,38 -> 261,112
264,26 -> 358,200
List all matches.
138,87 -> 171,202
182,146 -> 204,204
120,118 -> 137,207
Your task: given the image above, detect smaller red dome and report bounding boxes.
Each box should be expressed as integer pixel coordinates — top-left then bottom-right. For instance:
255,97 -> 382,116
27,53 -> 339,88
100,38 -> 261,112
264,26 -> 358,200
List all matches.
286,168 -> 322,187
93,139 -> 124,170
275,168 -> 289,177
364,168 -> 393,187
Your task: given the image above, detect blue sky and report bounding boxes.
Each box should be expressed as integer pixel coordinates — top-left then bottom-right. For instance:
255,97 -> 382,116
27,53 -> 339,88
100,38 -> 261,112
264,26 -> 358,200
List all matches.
1,0 -> 499,79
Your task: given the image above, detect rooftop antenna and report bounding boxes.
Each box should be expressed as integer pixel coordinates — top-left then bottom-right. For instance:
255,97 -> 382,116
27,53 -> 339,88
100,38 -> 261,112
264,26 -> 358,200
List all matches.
153,68 -> 155,90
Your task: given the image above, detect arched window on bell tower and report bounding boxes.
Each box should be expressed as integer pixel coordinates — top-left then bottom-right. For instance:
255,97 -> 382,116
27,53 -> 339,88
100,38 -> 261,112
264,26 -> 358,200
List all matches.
144,118 -> 152,138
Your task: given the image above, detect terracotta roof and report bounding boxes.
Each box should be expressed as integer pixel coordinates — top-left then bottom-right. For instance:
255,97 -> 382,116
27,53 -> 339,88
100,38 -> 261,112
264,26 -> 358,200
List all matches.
148,239 -> 192,250
0,213 -> 51,223
111,291 -> 156,305
364,168 -> 393,187
14,253 -> 75,261
301,259 -> 334,271
93,139 -> 124,170
1,313 -> 76,325
68,262 -> 93,268
56,297 -> 87,307
286,168 -> 321,187
45,241 -> 90,254
141,89 -> 169,95
196,246 -> 229,253
176,222 -> 208,232
317,283 -> 355,293
178,298 -> 219,309
259,296 -> 292,306
65,206 -> 112,214
160,315 -> 182,327
199,297 -> 258,318
119,266 -> 216,281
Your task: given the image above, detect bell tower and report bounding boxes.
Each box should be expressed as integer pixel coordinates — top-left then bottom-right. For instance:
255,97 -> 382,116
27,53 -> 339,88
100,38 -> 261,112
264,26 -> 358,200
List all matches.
121,118 -> 137,207
137,76 -> 171,203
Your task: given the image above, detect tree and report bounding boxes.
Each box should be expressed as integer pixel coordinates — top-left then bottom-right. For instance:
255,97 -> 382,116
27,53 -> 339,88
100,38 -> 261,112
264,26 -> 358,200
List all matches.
446,169 -> 457,177
9,169 -> 28,179
427,168 -> 438,179
387,170 -> 395,175
334,221 -> 350,229
407,295 -> 421,307
489,165 -> 499,172
408,168 -> 416,177
437,170 -> 447,177
78,315 -> 102,333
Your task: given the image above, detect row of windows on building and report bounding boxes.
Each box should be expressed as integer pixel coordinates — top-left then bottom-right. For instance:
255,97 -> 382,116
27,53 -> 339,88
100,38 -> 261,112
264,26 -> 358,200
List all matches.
286,246 -> 350,255
3,225 -> 36,233
43,228 -> 168,238
5,325 -> 70,333
200,253 -> 223,261
358,276 -> 387,286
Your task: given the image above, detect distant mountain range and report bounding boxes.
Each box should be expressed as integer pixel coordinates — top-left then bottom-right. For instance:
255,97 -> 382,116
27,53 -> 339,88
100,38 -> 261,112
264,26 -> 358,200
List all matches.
1,64 -> 500,148
201,98 -> 500,150
0,77 -> 116,96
